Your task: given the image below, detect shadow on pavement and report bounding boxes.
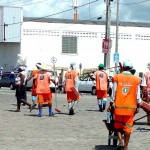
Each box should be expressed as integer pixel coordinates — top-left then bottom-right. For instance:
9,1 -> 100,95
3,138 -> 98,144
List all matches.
136,127 -> 150,132
134,122 -> 148,125
85,109 -> 99,112
95,145 -> 116,150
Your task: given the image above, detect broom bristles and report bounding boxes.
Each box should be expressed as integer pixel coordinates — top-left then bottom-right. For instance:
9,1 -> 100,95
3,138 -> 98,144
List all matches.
55,108 -> 61,113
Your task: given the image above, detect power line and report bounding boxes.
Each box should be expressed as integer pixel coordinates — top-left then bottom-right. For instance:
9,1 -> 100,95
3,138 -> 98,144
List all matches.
117,0 -> 150,5
0,0 -> 100,26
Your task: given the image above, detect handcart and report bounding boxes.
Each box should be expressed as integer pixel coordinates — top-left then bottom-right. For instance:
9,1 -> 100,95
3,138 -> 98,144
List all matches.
103,112 -> 118,146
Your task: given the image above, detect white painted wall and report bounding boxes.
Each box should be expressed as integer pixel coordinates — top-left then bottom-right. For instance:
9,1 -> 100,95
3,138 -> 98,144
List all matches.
21,21 -> 150,73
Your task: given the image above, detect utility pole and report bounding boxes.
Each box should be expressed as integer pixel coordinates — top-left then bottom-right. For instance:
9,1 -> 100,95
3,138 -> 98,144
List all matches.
104,0 -> 112,68
115,0 -> 119,68
73,0 -> 78,21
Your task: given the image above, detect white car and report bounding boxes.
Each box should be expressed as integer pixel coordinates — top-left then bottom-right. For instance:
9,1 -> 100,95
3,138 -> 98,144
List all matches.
78,75 -> 96,95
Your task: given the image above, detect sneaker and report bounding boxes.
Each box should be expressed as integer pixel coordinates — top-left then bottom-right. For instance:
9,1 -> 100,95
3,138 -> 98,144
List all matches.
48,112 -> 55,117
69,108 -> 74,115
30,104 -> 37,112
37,114 -> 42,117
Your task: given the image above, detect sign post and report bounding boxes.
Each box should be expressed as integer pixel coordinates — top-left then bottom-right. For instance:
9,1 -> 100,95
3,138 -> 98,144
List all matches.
79,63 -> 82,76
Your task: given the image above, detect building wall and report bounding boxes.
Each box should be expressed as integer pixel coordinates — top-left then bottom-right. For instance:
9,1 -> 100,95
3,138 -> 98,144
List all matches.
21,21 -> 150,73
0,43 -> 20,72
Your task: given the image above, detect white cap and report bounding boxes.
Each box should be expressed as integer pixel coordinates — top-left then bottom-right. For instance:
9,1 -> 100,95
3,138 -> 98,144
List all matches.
123,60 -> 133,69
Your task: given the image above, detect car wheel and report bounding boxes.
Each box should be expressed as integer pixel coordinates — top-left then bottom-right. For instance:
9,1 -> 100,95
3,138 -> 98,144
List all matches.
91,87 -> 96,95
10,83 -> 14,90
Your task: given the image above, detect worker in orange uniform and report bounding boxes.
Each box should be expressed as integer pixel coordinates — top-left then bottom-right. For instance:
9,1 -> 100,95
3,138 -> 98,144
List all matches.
88,63 -> 109,112
107,60 -> 141,150
34,63 -> 56,117
64,63 -> 79,115
26,63 -> 41,111
141,62 -> 150,125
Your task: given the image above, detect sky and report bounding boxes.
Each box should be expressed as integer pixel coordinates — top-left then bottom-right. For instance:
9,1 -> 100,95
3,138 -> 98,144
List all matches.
0,0 -> 150,23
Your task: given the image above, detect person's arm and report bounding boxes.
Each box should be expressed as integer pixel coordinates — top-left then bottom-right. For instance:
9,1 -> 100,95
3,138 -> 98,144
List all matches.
107,82 -> 117,112
74,75 -> 79,91
135,83 -> 142,113
141,74 -> 146,99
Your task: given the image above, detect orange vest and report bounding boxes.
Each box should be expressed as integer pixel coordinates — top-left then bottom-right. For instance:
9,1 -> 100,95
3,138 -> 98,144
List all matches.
35,71 -> 51,94
32,70 -> 40,95
95,70 -> 108,90
65,70 -> 78,92
113,72 -> 140,116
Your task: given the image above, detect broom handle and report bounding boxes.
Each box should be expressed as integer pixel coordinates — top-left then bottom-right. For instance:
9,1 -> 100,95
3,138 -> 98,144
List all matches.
53,63 -> 57,108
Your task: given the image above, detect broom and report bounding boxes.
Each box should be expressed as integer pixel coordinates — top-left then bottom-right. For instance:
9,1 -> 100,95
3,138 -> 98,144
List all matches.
53,63 -> 61,113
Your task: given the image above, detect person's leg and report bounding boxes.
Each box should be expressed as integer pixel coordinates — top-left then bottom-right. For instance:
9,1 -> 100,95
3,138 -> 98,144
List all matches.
72,100 -> 78,110
117,129 -> 124,145
102,98 -> 107,111
124,131 -> 131,150
20,99 -> 31,109
38,103 -> 43,117
15,97 -> 21,112
97,99 -> 103,111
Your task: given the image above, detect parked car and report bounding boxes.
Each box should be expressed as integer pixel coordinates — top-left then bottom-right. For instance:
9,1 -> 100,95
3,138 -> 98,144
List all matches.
62,75 -> 112,96
0,72 -> 18,90
78,75 -> 96,95
62,75 -> 96,95
26,70 -> 58,92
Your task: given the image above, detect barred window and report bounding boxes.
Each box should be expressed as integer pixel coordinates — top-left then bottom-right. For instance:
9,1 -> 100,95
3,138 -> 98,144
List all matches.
62,36 -> 77,54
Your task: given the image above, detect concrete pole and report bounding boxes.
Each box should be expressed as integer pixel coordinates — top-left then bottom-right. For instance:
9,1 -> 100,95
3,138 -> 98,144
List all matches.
104,0 -> 111,68
115,0 -> 119,68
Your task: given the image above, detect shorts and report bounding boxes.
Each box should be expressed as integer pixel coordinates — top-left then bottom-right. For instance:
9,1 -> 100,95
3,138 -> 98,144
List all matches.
66,91 -> 79,103
37,93 -> 52,104
96,90 -> 107,99
114,115 -> 134,133
16,85 -> 27,100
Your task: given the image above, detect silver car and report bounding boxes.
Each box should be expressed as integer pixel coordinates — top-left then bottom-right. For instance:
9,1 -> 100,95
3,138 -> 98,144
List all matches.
78,76 -> 96,95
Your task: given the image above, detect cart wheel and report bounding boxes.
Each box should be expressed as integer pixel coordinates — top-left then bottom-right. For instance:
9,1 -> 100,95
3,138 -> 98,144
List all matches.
113,139 -> 118,146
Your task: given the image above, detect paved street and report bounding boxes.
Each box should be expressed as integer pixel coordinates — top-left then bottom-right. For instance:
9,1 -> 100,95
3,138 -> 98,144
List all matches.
0,88 -> 149,150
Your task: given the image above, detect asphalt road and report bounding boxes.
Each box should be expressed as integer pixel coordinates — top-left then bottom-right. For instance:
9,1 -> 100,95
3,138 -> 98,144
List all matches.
0,88 -> 149,150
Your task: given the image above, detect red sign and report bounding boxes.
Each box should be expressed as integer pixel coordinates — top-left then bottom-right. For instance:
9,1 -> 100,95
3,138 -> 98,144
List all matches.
102,39 -> 110,53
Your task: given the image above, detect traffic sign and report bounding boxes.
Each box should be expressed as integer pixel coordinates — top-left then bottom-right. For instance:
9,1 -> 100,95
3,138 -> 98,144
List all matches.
113,53 -> 119,63
51,56 -> 57,64
102,39 -> 110,53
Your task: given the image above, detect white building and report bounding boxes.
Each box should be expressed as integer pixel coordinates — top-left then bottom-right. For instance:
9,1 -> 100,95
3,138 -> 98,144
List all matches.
0,6 -> 150,74
22,18 -> 150,73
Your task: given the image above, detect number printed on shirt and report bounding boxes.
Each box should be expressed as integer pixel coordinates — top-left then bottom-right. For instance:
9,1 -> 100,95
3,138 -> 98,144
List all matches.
99,73 -> 104,78
40,75 -> 44,80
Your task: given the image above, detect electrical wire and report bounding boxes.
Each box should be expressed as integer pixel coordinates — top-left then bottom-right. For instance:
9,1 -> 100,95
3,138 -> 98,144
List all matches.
117,0 -> 150,5
0,0 -> 100,26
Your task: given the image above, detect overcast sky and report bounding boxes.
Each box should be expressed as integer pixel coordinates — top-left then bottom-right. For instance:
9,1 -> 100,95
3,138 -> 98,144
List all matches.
0,0 -> 150,23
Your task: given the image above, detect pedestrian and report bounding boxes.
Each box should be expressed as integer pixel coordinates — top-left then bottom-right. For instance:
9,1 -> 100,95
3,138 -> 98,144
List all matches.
107,60 -> 141,150
15,66 -> 32,112
140,62 -> 150,125
26,63 -> 41,111
64,63 -> 79,115
0,67 -> 3,79
88,63 -> 109,112
58,73 -> 63,93
34,63 -> 56,117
